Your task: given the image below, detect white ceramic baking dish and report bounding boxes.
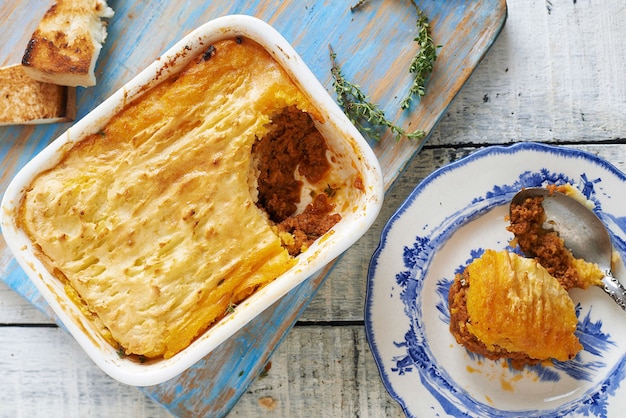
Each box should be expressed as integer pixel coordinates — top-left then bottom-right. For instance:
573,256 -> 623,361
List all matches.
0,15 -> 383,386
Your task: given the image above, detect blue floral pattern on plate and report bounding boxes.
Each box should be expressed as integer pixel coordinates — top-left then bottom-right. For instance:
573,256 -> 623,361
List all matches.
365,142 -> 626,417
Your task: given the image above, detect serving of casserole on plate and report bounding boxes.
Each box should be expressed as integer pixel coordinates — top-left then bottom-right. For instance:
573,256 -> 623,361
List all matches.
366,142 -> 626,417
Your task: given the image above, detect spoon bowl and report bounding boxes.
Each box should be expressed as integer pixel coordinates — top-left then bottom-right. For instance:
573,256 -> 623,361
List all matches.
510,187 -> 626,311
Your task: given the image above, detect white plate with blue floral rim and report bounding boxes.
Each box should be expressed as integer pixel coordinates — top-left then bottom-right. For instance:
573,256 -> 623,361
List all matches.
365,142 -> 626,417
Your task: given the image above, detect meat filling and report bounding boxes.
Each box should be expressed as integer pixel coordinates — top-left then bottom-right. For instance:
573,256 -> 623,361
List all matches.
507,186 -> 583,290
254,106 -> 341,256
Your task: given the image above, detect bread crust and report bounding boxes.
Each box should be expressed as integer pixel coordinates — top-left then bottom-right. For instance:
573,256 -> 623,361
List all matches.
0,64 -> 76,125
21,0 -> 114,87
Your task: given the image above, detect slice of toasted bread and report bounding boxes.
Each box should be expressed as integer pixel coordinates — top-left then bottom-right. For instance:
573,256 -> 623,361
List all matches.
0,64 -> 76,126
21,0 -> 114,87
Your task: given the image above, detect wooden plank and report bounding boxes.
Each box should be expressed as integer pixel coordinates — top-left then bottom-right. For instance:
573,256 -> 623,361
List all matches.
0,327 -> 171,417
428,0 -> 626,146
0,325 -> 402,418
0,283 -> 51,324
220,325 -> 404,417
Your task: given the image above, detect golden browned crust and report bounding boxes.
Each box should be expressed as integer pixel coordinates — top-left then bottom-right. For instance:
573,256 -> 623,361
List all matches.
18,38 -> 343,359
449,250 -> 582,367
22,32 -> 93,81
448,269 -> 541,369
450,185 -> 604,367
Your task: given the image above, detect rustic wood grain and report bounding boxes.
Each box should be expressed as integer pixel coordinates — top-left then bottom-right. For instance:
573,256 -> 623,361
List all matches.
428,0 -> 626,147
0,324 -> 403,418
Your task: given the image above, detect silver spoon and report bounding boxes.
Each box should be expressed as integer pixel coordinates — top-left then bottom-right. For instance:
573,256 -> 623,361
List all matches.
510,187 -> 626,311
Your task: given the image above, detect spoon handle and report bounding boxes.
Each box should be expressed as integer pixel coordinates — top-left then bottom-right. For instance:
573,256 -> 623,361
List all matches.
601,271 -> 626,311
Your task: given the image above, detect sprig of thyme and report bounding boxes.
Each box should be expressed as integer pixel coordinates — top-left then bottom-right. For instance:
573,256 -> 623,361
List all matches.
401,7 -> 439,109
352,1 -> 438,108
330,1 -> 438,140
329,44 -> 425,142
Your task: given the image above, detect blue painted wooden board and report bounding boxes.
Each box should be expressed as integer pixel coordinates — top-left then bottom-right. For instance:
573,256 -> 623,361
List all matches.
0,1 -> 506,416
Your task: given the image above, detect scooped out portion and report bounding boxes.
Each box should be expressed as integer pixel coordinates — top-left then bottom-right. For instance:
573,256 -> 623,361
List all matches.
507,184 -> 604,290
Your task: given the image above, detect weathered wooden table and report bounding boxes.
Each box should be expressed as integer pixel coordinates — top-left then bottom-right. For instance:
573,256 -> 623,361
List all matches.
1,0 -> 625,416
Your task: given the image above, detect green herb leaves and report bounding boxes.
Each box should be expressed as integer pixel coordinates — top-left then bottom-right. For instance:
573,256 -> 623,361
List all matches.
329,1 -> 439,142
329,46 -> 425,142
401,8 -> 439,110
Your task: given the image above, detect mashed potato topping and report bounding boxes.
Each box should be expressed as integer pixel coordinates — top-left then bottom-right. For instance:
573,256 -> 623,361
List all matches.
465,250 -> 580,361
18,38 -> 343,359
